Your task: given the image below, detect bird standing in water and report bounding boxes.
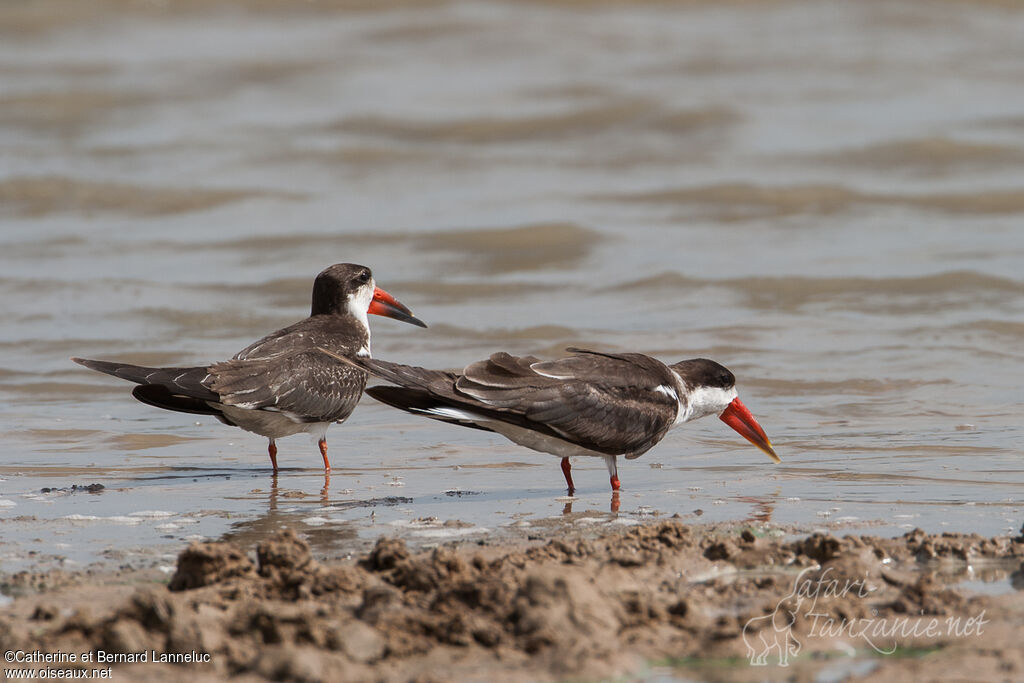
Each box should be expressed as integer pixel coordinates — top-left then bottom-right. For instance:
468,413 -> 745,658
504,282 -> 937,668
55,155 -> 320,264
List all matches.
73,263 -> 426,471
323,346 -> 778,492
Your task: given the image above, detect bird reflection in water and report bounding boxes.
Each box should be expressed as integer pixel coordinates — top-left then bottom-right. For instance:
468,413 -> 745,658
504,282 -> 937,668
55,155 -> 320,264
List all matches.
216,472 -> 358,554
266,471 -> 332,509
560,490 -> 620,515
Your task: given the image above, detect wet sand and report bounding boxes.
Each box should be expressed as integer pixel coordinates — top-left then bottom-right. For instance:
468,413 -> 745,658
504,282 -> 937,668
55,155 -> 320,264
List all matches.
2,519 -> 1022,681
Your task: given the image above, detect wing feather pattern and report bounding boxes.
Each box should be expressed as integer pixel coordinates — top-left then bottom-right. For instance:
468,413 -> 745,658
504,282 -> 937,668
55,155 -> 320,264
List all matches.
354,349 -> 680,458
210,351 -> 365,423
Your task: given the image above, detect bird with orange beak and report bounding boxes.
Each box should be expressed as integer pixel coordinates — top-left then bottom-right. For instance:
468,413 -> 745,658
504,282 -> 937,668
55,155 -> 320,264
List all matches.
322,346 -> 778,492
74,263 -> 425,471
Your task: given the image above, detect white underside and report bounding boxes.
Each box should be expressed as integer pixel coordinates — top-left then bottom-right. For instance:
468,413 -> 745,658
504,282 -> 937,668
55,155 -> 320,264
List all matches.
419,406 -> 608,460
218,404 -> 332,442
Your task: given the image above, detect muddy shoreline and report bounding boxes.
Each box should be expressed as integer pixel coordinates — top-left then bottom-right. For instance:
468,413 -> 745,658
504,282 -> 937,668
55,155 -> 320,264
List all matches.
3,519 -> 1022,682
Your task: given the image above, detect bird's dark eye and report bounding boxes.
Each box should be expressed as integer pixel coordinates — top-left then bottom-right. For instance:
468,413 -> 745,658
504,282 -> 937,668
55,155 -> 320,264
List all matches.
355,270 -> 371,285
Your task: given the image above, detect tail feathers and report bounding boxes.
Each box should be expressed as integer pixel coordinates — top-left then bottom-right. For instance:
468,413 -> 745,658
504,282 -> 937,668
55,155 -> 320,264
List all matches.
356,357 -> 457,391
337,354 -> 461,399
316,348 -> 458,395
365,386 -> 494,434
73,357 -> 155,384
132,384 -> 225,418
72,357 -> 220,402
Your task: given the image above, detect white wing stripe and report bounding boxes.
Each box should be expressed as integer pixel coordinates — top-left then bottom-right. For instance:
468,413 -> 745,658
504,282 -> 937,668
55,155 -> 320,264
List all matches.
417,406 -> 480,421
654,384 -> 678,401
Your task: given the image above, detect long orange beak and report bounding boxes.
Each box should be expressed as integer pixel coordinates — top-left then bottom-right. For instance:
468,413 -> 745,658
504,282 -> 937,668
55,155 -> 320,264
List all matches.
719,397 -> 779,463
367,287 -> 427,328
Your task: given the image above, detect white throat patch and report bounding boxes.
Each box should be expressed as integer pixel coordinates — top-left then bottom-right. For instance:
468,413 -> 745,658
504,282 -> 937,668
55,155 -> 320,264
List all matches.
346,280 -> 375,357
679,384 -> 737,424
346,280 -> 375,330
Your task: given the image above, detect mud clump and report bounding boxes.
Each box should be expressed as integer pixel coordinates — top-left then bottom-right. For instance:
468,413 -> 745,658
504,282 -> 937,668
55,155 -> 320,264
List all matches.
360,537 -> 410,572
2,523 -> 1023,681
510,568 -> 619,665
257,528 -> 313,577
168,540 -> 255,591
789,532 -> 844,563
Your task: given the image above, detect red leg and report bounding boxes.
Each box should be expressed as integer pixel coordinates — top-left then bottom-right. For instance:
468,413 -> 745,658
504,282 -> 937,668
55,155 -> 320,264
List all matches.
560,457 -> 575,495
604,455 -> 620,491
268,439 -> 279,472
610,491 -> 620,513
318,438 -> 331,471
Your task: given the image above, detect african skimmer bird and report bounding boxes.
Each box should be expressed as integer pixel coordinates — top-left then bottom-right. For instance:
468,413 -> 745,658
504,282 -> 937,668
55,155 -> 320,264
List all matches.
73,263 -> 425,471
321,347 -> 779,493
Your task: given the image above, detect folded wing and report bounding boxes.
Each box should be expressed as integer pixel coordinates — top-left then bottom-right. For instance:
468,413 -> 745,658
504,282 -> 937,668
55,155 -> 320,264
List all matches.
209,351 -> 366,424
359,348 -> 680,458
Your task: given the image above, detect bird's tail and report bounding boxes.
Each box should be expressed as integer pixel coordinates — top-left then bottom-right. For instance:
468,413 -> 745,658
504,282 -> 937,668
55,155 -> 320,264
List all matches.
317,349 -> 456,390
365,385 -> 494,433
71,357 -> 219,401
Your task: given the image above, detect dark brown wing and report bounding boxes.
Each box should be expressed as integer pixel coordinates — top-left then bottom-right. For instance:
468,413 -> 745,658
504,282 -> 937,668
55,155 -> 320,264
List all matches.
354,350 -> 679,457
204,315 -> 370,423
533,347 -> 677,384
76,312 -> 371,424
455,350 -> 678,457
210,351 -> 366,423
357,358 -> 584,447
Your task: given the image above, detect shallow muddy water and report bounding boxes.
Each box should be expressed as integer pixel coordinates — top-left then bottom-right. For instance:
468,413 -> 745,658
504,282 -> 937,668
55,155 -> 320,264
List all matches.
1,0 -> 1023,572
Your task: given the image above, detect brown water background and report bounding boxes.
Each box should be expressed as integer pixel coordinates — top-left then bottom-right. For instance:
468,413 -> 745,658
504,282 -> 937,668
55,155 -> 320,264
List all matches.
1,0 -> 1022,572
